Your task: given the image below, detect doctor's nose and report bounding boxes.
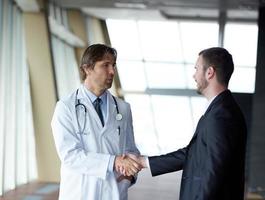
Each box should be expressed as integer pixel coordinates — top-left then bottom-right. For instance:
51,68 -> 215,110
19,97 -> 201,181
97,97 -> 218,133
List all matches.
108,66 -> 115,76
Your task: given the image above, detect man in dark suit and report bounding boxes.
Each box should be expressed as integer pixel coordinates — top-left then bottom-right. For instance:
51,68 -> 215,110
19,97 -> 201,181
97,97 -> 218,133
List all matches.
128,47 -> 247,200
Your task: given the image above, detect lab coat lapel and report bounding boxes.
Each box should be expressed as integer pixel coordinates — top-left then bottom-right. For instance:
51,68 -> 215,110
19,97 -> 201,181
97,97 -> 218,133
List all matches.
101,91 -> 116,135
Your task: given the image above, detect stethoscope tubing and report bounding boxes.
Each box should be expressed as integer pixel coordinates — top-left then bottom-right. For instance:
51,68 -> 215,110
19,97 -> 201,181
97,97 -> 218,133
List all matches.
75,89 -> 121,135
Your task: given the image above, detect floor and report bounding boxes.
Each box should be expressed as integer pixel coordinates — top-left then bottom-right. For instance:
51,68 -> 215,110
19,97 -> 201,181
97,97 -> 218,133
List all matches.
0,170 -> 181,200
128,170 -> 181,200
0,182 -> 59,200
0,170 -> 264,200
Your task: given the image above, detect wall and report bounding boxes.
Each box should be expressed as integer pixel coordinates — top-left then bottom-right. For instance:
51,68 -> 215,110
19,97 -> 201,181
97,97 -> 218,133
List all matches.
23,12 -> 60,182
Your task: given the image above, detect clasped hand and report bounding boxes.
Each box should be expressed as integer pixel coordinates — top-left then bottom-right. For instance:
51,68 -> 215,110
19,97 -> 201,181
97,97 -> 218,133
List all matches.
114,153 -> 146,177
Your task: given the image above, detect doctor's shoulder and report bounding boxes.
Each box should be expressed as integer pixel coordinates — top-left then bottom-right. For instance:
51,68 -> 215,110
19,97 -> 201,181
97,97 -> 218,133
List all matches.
113,95 -> 132,110
54,90 -> 77,114
112,95 -> 130,107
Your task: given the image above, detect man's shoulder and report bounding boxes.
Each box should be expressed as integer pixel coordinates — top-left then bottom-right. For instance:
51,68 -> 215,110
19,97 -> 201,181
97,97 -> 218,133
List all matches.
115,96 -> 129,105
109,94 -> 130,110
57,90 -> 77,107
207,97 -> 242,122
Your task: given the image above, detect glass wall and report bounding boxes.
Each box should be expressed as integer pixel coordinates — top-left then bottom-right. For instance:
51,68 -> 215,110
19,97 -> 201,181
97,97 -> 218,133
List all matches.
224,23 -> 258,93
107,19 -> 258,155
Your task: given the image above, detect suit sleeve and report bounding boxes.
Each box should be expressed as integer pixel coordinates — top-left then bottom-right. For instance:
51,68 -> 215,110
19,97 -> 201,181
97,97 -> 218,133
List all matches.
149,147 -> 187,176
51,101 -> 111,180
200,110 -> 235,199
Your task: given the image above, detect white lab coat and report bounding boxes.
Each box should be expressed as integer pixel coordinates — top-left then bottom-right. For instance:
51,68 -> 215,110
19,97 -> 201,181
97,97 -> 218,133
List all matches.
51,85 -> 139,200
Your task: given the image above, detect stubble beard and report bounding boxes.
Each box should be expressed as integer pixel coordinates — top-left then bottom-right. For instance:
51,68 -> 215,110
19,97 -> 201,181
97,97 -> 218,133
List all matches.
196,78 -> 208,95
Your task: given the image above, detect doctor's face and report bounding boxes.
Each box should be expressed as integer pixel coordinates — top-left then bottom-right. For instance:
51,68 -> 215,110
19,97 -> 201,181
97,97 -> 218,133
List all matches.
87,53 -> 116,91
193,55 -> 208,95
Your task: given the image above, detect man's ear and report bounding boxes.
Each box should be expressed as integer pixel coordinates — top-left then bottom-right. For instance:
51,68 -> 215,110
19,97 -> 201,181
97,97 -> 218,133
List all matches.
206,66 -> 215,80
82,64 -> 92,75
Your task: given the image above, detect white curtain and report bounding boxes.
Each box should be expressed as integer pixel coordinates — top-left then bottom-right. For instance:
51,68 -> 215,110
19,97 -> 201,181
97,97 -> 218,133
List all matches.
0,0 -> 37,195
51,35 -> 80,99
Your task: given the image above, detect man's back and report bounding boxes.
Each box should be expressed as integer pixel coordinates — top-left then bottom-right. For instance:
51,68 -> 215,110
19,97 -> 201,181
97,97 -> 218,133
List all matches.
180,90 -> 247,200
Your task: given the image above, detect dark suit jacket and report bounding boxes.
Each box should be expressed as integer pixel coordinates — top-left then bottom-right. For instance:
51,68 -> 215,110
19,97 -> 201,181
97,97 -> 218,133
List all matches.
149,90 -> 247,200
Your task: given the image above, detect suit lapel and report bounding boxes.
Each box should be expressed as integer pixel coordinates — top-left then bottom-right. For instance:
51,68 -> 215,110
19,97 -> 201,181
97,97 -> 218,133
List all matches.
188,90 -> 231,144
190,115 -> 205,142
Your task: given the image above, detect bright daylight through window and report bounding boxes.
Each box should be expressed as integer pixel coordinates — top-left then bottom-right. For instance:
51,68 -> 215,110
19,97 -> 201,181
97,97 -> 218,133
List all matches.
106,19 -> 257,155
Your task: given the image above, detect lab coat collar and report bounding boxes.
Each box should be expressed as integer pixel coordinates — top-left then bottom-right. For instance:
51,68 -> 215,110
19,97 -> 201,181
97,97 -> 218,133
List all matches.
76,85 -> 117,132
101,91 -> 118,135
77,85 -> 105,128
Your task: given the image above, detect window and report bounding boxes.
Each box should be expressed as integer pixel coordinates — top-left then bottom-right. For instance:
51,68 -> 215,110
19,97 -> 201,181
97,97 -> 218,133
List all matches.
0,0 -> 37,195
107,19 -> 257,155
51,36 -> 80,98
224,23 -> 258,93
49,3 -> 80,99
107,19 -> 218,155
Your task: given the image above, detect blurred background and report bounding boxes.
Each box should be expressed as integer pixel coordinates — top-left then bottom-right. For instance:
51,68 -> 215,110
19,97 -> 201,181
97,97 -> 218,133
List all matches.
0,0 -> 265,199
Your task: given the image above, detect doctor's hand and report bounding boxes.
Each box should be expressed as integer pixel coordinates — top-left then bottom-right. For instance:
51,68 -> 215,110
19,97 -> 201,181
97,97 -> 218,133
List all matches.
116,175 -> 133,183
114,155 -> 142,176
126,153 -> 147,168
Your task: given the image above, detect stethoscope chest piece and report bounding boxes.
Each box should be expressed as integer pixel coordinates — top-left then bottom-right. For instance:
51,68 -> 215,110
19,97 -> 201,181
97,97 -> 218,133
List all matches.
116,113 -> 123,121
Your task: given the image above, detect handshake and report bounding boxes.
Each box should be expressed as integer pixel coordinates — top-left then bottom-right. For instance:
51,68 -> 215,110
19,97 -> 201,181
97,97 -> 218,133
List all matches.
114,153 -> 147,177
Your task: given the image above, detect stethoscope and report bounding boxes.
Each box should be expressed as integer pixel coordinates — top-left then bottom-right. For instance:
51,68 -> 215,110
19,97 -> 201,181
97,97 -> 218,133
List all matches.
75,89 -> 123,136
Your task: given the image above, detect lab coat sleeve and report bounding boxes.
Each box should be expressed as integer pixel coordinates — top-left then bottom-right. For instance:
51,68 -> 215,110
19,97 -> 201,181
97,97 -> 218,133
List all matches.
51,101 -> 111,180
124,104 -> 140,185
124,104 -> 140,155
107,155 -> 115,172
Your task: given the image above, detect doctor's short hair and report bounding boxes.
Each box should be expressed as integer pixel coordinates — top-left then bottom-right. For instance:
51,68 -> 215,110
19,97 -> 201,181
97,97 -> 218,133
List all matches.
80,44 -> 117,81
199,47 -> 234,87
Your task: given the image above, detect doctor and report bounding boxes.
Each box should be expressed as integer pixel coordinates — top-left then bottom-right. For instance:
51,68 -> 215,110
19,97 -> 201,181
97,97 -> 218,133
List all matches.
51,44 -> 141,200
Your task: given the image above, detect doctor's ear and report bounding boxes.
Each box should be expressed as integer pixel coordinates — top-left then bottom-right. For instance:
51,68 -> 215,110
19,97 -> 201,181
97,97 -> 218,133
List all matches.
82,64 -> 93,75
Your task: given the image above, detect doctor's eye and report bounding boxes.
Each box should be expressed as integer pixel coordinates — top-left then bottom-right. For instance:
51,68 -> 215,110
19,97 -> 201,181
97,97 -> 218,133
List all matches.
103,63 -> 109,67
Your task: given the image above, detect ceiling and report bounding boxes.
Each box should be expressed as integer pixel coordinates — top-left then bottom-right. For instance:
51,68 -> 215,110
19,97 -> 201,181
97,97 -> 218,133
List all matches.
52,0 -> 261,21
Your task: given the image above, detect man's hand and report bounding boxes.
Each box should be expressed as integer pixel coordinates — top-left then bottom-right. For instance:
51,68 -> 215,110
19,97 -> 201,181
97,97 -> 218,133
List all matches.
126,153 -> 147,168
117,175 -> 134,183
114,155 -> 142,176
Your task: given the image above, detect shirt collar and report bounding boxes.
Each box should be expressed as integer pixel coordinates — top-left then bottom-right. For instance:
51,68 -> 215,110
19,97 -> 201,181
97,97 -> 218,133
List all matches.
205,94 -> 217,112
82,85 -> 107,105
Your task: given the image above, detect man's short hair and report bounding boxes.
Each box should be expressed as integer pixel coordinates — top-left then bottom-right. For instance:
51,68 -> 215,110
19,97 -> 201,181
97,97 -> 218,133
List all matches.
199,47 -> 234,86
80,44 -> 117,80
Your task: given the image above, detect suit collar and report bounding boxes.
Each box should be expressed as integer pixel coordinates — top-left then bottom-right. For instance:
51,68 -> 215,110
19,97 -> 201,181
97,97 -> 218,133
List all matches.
188,90 -> 231,145
204,89 -> 231,115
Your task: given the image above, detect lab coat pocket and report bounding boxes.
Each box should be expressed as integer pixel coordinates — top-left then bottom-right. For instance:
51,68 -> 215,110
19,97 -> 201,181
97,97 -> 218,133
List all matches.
78,128 -> 99,152
103,125 -> 121,154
